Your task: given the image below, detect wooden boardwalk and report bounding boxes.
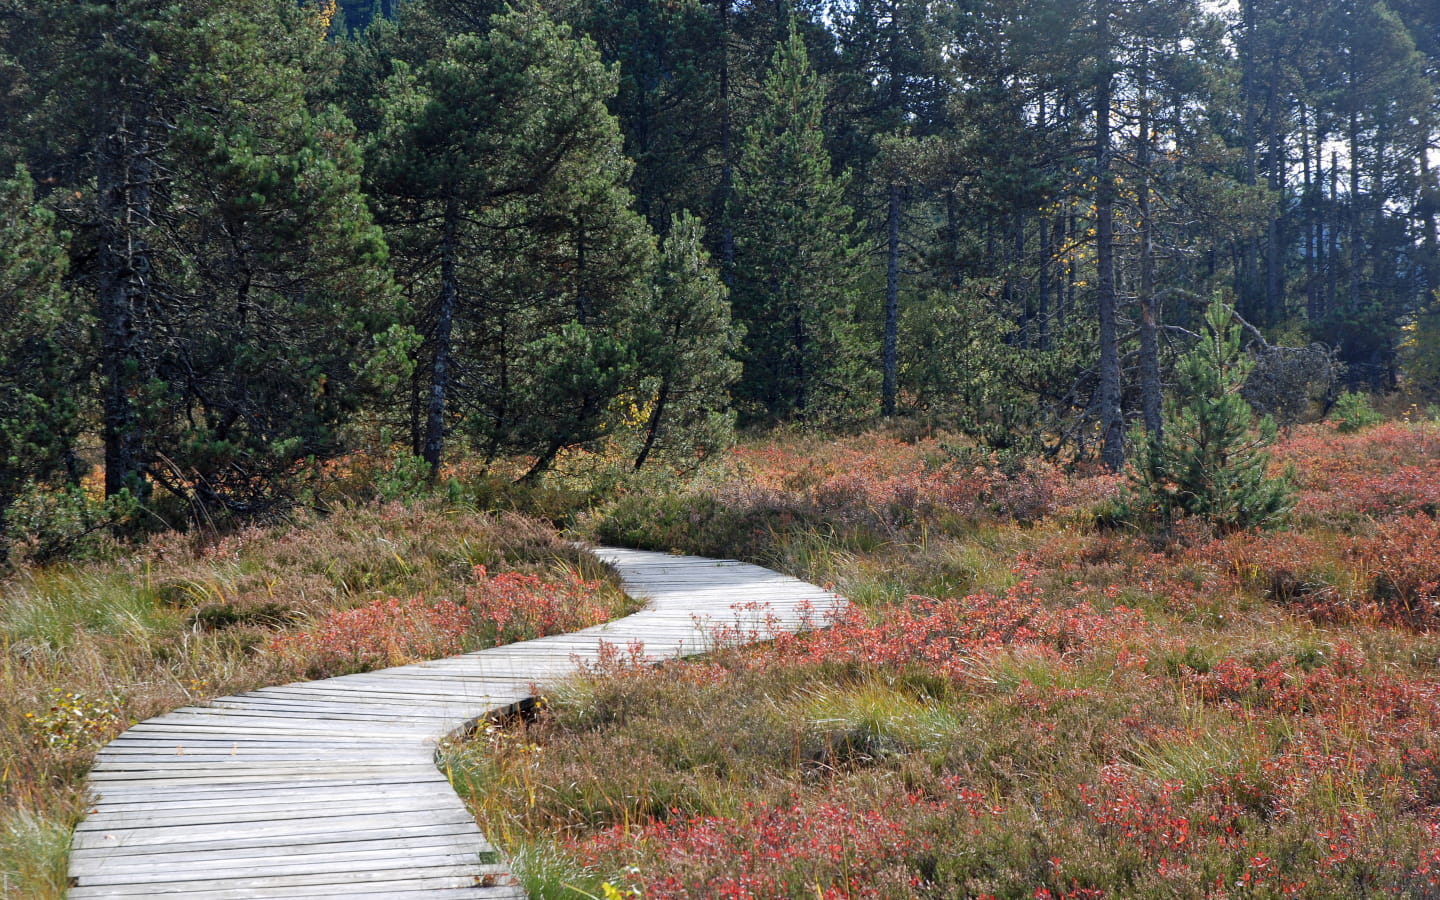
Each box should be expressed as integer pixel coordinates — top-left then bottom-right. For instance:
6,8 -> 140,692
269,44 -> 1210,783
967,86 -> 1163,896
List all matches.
68,547 -> 845,897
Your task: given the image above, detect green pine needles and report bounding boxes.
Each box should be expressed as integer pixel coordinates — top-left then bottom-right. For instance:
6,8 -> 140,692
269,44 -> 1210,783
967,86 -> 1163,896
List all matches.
1134,297 -> 1292,533
729,23 -> 869,426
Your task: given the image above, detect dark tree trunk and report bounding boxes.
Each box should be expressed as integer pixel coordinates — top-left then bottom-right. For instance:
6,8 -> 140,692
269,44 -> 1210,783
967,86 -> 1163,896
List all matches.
1038,214 -> 1051,350
422,195 -> 460,480
1037,95 -> 1051,351
1238,0 -> 1262,323
1302,103 -> 1322,322
1064,200 -> 1076,328
1264,51 -> 1284,325
882,180 -> 900,416
1015,212 -> 1028,348
633,382 -> 670,470
1348,109 -> 1360,311
1419,123 -> 1439,300
1137,59 -> 1162,442
1328,151 -> 1339,312
1094,19 -> 1125,473
97,78 -> 155,499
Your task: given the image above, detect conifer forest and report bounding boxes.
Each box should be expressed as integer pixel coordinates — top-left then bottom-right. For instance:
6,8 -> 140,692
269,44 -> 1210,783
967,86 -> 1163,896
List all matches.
0,0 -> 1435,534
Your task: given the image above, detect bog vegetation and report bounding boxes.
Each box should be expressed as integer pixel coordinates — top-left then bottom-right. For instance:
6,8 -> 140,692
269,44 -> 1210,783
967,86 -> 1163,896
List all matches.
445,414 -> 1440,899
2,0 -> 1440,896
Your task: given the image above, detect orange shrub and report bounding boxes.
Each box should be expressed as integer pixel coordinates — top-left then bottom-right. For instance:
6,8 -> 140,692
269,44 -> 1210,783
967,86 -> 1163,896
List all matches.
1213,530 -> 1359,623
464,566 -> 617,647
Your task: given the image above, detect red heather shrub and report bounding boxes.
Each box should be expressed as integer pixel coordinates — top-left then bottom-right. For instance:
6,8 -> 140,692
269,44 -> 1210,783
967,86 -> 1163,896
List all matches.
464,565 -> 614,646
1353,514 -> 1440,627
1177,645 -> 1440,795
1209,530 -> 1358,622
271,566 -> 618,674
1080,764 -> 1196,862
733,435 -> 1063,528
1274,422 -> 1440,521
269,596 -> 469,673
1040,458 -> 1126,514
766,567 -> 1143,682
568,798 -> 923,899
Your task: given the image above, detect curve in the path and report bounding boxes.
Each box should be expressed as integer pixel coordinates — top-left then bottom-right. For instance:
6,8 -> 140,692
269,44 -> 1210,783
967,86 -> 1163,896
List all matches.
67,547 -> 846,898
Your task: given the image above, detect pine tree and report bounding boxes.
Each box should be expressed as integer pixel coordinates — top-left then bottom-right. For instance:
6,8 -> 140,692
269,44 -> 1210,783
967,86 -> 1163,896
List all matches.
833,0 -> 949,417
40,0 -> 400,516
730,25 -> 869,425
563,0 -> 724,232
0,165 -> 86,540
368,4 -> 656,481
1136,297 -> 1291,533
632,212 -> 741,471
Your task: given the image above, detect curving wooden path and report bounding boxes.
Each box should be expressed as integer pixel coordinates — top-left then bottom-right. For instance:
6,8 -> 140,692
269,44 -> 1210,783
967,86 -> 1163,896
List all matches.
67,547 -> 846,898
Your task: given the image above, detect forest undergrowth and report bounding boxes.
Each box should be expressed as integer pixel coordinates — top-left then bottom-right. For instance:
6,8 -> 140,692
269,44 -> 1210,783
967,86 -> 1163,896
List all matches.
437,415 -> 1440,899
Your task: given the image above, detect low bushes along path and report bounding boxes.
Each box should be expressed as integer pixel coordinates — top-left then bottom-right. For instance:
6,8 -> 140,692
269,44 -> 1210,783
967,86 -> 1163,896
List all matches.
66,547 -> 846,898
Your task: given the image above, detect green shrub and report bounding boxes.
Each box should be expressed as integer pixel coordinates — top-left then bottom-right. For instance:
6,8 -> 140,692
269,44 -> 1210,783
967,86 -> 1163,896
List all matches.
1133,298 -> 1292,533
1330,390 -> 1383,433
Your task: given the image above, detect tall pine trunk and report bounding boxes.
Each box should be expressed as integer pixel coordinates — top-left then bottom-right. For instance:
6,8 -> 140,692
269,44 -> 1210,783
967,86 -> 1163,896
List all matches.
1094,21 -> 1125,473
1264,51 -> 1284,325
422,194 -> 460,480
1238,0 -> 1262,322
1038,214 -> 1051,351
882,180 -> 900,416
97,72 -> 154,499
1328,151 -> 1339,312
1137,57 -> 1162,442
1419,120 -> 1439,300
1348,107 -> 1360,313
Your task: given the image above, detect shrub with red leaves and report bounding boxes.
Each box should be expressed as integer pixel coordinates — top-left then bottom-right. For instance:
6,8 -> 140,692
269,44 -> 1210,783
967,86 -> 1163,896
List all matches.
1274,421 -> 1440,522
464,566 -> 615,647
269,596 -> 469,674
767,566 -> 1143,683
569,798 -> 923,900
1354,514 -> 1440,627
270,566 -> 622,676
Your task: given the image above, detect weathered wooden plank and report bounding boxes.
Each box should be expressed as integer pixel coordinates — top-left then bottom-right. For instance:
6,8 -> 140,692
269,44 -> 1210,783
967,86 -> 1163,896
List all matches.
72,847 -> 490,883
72,796 -> 467,830
71,877 -> 519,899
72,822 -> 482,856
74,831 -> 484,859
69,829 -> 474,862
69,863 -> 516,893
86,787 -> 464,817
208,698 -> 464,716
86,771 -> 452,793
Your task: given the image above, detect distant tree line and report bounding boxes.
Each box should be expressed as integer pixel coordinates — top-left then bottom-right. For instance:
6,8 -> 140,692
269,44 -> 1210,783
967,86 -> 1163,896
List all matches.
0,0 -> 1435,538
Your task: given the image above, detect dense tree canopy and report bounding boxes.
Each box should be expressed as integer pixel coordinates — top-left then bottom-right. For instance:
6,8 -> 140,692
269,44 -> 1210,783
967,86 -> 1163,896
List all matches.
0,0 -> 1435,540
